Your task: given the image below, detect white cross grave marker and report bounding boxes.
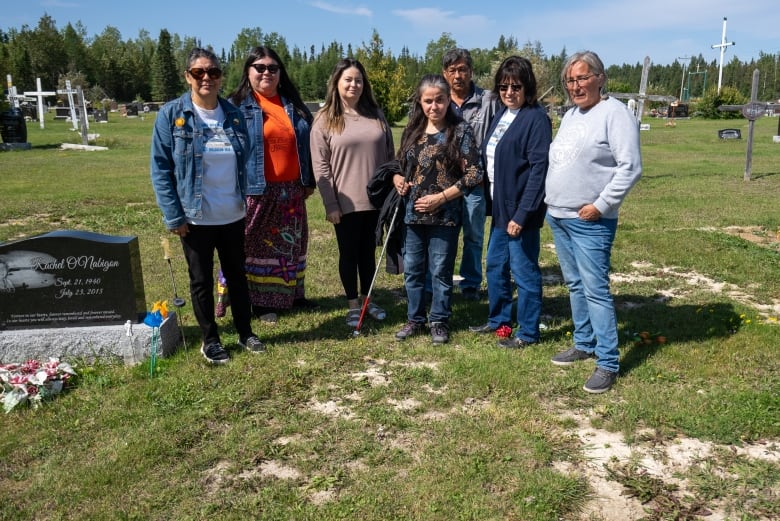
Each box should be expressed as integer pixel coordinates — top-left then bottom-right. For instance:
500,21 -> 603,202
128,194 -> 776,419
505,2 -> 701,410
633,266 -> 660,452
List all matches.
24,78 -> 56,130
711,17 -> 735,95
56,80 -> 80,131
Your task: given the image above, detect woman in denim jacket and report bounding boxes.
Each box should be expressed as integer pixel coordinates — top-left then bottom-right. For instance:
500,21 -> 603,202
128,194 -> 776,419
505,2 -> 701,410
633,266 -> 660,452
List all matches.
216,46 -> 316,317
150,48 -> 263,364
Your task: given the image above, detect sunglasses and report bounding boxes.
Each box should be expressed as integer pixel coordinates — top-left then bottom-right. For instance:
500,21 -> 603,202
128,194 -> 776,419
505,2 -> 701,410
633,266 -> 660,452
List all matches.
250,64 -> 280,74
498,84 -> 523,92
187,67 -> 223,80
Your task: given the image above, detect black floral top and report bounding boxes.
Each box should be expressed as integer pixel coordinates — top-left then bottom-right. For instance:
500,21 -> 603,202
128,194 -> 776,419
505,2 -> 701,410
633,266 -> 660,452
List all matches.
402,121 -> 483,226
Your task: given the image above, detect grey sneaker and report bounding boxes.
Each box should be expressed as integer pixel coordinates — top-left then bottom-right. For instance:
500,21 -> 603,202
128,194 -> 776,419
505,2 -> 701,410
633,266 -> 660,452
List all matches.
395,321 -> 425,340
240,335 -> 266,353
583,367 -> 618,394
430,322 -> 449,344
551,347 -> 595,366
201,342 -> 229,364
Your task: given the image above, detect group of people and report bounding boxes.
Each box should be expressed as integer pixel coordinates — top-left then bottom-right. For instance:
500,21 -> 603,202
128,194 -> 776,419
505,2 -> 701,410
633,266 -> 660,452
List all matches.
150,45 -> 641,394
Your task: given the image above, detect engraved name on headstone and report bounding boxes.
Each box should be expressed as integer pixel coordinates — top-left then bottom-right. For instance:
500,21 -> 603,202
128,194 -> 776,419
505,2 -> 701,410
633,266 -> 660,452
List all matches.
0,230 -> 145,330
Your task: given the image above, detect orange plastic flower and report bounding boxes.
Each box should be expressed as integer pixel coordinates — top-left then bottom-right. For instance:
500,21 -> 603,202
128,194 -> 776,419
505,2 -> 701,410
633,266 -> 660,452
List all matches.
152,300 -> 169,319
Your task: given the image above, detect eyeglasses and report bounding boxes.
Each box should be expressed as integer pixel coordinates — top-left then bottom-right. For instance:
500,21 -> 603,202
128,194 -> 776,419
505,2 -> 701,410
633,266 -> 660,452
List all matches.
565,73 -> 599,87
445,67 -> 471,75
187,67 -> 223,80
498,84 -> 523,92
250,63 -> 280,74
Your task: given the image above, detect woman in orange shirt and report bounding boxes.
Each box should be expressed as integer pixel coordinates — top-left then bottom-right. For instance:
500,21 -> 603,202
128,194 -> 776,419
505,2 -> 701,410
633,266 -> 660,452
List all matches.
218,47 -> 315,315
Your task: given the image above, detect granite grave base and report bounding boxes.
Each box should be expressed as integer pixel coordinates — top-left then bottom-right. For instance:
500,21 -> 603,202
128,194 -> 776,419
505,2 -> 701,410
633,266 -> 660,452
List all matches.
0,312 -> 180,365
0,142 -> 32,151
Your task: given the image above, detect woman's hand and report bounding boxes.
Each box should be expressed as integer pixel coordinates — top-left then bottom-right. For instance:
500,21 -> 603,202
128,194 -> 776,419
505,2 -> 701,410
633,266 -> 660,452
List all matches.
414,192 -> 447,214
578,204 -> 601,221
393,174 -> 410,196
506,220 -> 522,237
326,210 -> 342,224
171,224 -> 189,238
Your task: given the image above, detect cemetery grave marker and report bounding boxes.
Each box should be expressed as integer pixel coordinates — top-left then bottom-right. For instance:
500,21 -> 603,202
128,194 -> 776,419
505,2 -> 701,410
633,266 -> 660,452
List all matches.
0,230 -> 145,330
23,78 -> 56,129
719,69 -> 780,180
609,56 -> 676,125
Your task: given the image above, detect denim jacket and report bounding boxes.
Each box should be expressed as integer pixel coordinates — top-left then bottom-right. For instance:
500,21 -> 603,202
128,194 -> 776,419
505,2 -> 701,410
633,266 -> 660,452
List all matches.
150,92 -> 249,229
234,93 -> 314,195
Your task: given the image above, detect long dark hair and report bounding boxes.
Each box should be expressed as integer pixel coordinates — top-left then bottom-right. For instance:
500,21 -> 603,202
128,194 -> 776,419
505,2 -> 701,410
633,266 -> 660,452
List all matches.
398,74 -> 461,166
316,58 -> 382,134
229,46 -> 312,123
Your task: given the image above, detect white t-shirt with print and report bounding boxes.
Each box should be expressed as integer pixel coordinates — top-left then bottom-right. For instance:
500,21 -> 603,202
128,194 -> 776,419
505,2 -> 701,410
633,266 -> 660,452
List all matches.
191,103 -> 245,225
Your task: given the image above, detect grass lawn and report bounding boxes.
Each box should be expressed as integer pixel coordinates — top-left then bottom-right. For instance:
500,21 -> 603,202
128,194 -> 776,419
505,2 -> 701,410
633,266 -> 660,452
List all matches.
0,112 -> 778,520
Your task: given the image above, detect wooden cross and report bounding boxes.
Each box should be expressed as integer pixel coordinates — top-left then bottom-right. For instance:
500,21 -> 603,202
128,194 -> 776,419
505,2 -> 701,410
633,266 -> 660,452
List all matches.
24,78 -> 56,130
608,56 -> 676,125
719,69 -> 780,181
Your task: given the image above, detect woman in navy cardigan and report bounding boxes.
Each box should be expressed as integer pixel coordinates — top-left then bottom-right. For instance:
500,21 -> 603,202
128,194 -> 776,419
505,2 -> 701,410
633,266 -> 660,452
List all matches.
471,56 -> 552,348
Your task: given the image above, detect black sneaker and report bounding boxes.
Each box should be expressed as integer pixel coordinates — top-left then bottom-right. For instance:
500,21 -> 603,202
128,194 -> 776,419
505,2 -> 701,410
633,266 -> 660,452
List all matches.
469,323 -> 496,334
461,287 -> 480,301
583,367 -> 618,394
240,335 -> 266,354
551,347 -> 595,366
201,342 -> 229,364
497,337 -> 533,349
430,322 -> 449,344
395,321 -> 425,340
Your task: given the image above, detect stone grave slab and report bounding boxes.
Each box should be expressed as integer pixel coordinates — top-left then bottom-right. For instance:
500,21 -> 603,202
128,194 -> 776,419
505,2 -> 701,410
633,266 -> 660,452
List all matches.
0,230 -> 145,329
0,231 -> 179,364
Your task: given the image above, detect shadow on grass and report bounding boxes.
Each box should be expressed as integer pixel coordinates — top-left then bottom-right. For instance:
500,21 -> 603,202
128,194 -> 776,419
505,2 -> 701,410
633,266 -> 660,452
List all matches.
542,293 -> 741,376
617,299 -> 741,376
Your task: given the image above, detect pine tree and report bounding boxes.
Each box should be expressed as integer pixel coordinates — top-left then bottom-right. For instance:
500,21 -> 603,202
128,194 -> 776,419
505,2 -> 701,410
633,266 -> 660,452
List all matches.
151,29 -> 180,102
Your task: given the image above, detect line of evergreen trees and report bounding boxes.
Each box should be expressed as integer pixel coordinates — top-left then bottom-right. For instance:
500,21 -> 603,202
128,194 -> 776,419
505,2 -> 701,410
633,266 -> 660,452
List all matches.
2,15 -> 778,123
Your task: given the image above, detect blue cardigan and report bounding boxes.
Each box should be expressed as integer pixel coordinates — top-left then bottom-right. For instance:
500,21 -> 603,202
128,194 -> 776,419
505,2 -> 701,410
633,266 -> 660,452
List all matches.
481,102 -> 551,230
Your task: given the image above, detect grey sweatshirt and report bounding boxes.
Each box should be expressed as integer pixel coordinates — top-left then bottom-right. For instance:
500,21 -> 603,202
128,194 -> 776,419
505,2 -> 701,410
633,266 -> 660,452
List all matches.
545,96 -> 642,219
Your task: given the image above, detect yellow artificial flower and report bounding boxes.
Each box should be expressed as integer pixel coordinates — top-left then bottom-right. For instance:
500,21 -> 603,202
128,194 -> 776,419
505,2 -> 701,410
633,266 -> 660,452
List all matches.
152,300 -> 169,319
175,117 -> 185,127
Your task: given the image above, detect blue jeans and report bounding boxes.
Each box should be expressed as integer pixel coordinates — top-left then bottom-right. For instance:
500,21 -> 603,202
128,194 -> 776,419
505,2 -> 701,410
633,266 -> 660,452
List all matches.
458,185 -> 486,290
485,223 -> 542,343
546,215 -> 619,373
404,224 -> 460,324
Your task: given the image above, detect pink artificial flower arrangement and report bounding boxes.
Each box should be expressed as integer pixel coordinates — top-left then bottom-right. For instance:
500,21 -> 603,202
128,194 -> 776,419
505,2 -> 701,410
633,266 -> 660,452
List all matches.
0,358 -> 77,413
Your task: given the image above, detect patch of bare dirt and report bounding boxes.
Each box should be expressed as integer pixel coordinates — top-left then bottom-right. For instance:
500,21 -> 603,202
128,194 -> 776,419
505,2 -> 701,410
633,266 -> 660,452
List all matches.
557,413 -> 779,521
613,261 -> 780,322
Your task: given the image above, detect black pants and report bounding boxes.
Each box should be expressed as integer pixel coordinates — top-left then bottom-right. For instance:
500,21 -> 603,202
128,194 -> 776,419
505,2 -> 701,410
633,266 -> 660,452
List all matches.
180,219 -> 253,345
333,210 -> 379,301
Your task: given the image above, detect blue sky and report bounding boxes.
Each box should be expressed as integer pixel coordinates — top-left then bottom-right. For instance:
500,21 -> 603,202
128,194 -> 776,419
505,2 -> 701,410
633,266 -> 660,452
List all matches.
4,0 -> 779,68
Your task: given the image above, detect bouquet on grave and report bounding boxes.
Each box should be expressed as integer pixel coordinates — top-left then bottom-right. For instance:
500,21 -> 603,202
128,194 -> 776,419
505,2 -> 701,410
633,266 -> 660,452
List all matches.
0,358 -> 77,413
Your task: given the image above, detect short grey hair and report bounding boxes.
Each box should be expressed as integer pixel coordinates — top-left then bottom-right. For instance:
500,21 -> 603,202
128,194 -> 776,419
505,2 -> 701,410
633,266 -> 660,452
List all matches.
561,50 -> 607,100
186,47 -> 221,69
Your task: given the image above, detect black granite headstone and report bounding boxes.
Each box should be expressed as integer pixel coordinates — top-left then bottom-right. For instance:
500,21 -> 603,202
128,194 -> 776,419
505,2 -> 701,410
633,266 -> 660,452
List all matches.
54,107 -> 70,120
94,110 -> 108,123
0,109 -> 28,144
0,231 -> 146,330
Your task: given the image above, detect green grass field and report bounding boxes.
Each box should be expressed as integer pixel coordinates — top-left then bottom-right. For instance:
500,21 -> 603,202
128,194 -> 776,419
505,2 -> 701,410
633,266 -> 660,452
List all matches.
0,112 -> 778,520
